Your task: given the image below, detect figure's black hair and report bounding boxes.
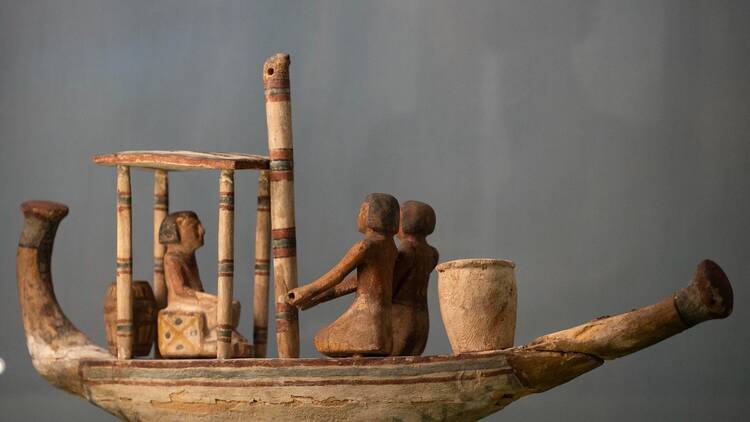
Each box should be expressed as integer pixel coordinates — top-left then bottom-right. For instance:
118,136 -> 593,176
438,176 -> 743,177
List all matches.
400,201 -> 436,235
363,193 -> 400,234
159,211 -> 199,244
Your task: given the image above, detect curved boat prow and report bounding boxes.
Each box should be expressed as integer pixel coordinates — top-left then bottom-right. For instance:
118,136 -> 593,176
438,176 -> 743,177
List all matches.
17,201 -> 111,396
504,259 -> 734,401
525,259 -> 733,362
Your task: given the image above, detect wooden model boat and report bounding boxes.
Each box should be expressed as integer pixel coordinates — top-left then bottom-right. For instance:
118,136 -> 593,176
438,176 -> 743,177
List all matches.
16,54 -> 734,421
16,201 -> 734,421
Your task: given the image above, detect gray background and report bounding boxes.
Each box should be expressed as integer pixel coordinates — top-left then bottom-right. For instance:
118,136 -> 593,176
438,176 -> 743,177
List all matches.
1,1 -> 748,420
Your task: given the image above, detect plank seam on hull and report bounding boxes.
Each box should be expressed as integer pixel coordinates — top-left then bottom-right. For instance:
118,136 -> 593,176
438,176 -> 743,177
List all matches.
82,368 -> 515,388
81,356 -> 513,380
79,350 -> 509,369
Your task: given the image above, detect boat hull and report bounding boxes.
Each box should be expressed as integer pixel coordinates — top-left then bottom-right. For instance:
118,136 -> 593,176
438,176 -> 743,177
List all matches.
79,351 -> 583,422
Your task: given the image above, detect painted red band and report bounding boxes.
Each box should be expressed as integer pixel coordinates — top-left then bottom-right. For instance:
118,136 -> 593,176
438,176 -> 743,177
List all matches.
269,171 -> 293,181
269,149 -> 294,160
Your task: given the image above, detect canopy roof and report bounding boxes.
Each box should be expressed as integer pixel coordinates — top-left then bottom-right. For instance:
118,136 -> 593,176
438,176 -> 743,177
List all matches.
92,150 -> 270,171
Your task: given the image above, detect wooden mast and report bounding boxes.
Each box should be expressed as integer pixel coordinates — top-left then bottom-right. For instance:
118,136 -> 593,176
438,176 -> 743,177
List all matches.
152,169 -> 168,357
263,53 -> 300,358
115,165 -> 133,359
217,169 -> 235,359
253,170 -> 271,357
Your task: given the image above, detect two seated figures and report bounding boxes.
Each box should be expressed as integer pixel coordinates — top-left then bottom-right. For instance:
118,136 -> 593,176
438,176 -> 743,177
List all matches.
287,194 -> 438,357
157,211 -> 252,358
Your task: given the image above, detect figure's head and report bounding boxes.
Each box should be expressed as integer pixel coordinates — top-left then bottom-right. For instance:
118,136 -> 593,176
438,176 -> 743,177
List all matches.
399,201 -> 436,238
159,211 -> 205,252
357,193 -> 400,235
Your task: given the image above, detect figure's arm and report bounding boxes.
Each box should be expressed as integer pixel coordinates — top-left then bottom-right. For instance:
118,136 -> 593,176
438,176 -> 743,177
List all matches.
194,291 -> 218,303
287,241 -> 369,307
299,273 -> 358,310
431,246 -> 440,271
333,273 -> 358,296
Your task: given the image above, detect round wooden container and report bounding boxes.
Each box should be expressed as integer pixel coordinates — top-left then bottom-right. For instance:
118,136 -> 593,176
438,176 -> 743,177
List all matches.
436,259 -> 517,354
103,281 -> 157,356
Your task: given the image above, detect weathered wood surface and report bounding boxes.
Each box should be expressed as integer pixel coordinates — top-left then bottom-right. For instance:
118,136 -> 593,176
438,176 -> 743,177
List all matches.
526,259 -> 733,360
17,201 -> 734,421
264,53 -> 300,358
79,351 -> 576,422
17,201 -> 112,396
93,151 -> 269,171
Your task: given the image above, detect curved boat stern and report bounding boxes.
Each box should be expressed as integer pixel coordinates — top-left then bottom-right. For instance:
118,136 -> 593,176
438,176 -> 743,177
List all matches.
17,201 -> 111,396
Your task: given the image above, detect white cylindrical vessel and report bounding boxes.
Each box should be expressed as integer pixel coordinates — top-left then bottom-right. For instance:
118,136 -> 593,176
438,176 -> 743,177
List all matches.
437,258 -> 517,354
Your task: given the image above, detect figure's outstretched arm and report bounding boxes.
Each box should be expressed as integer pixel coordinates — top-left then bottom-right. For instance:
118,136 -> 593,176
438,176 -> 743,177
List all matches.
299,274 -> 358,310
287,241 -> 369,307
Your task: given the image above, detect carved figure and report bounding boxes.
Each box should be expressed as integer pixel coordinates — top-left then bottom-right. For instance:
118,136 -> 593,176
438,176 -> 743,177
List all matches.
287,193 -> 400,357
157,211 -> 251,358
390,201 -> 439,356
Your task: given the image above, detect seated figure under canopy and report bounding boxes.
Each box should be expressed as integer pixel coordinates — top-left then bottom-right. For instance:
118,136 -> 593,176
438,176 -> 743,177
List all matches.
287,193 -> 400,357
157,211 -> 252,358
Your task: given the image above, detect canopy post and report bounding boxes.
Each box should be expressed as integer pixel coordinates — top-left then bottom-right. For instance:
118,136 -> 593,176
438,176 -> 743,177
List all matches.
217,169 -> 235,359
263,53 -> 300,358
152,169 -> 168,357
253,170 -> 271,358
115,165 -> 133,359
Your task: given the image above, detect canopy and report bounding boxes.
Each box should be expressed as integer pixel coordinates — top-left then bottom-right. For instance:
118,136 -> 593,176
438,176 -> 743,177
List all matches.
93,150 -> 270,171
